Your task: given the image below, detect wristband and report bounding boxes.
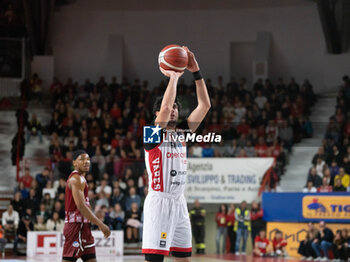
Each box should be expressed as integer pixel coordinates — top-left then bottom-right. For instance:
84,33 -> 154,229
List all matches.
193,70 -> 203,81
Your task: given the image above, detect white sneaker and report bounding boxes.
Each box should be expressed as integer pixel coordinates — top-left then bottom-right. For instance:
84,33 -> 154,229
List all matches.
315,257 -> 322,261
300,257 -> 307,260
235,252 -> 240,255
321,257 -> 328,261
241,252 -> 246,255
306,257 -> 314,261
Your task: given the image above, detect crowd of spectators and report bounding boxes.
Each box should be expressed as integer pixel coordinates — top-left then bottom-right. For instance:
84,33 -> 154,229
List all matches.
304,75 -> 350,193
298,221 -> 350,261
3,73 -> 318,256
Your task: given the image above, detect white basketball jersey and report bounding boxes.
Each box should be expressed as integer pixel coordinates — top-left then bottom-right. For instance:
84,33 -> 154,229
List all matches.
144,130 -> 187,196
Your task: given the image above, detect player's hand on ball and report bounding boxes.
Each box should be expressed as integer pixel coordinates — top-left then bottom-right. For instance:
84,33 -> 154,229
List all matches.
99,223 -> 111,238
182,46 -> 199,72
159,67 -> 184,78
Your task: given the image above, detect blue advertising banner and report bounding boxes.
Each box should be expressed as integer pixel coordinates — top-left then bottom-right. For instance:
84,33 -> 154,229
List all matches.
262,192 -> 350,223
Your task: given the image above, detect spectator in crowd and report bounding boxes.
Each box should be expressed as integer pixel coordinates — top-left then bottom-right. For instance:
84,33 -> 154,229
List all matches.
317,177 -> 332,193
226,204 -> 236,254
235,201 -> 250,255
272,231 -> 287,257
13,215 -> 33,256
15,182 -> 29,200
333,177 -> 346,192
250,201 -> 265,247
253,229 -> 270,257
298,222 -> 318,260
110,186 -> 125,209
312,147 -> 326,165
311,221 -> 334,261
95,192 -> 110,211
334,167 -> 350,188
30,74 -> 43,103
215,204 -> 227,254
2,204 -> 19,236
42,193 -> 54,213
36,203 -> 50,222
18,168 -> 33,189
11,191 -> 24,216
315,157 -> 326,177
303,181 -> 317,193
109,203 -> 125,230
306,167 -> 322,188
11,131 -> 25,165
125,187 -> 141,211
333,229 -> 346,261
26,113 -> 43,143
52,201 -> 65,220
329,160 -> 340,185
0,222 -> 7,258
341,229 -> 350,258
96,179 -> 112,198
46,212 -> 64,231
35,167 -> 50,190
42,180 -> 56,199
34,216 -> 47,231
125,202 -> 141,243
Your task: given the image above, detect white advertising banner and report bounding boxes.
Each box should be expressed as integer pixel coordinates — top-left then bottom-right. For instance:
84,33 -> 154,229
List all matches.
27,230 -> 123,258
185,158 -> 274,203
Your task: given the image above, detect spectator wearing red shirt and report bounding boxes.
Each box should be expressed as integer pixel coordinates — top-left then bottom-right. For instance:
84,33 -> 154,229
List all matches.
110,102 -> 121,120
215,204 -> 228,254
226,204 -> 236,254
272,231 -> 287,257
254,230 -> 270,257
255,137 -> 268,157
317,177 -> 333,192
250,201 -> 265,246
237,118 -> 250,135
19,168 -> 33,189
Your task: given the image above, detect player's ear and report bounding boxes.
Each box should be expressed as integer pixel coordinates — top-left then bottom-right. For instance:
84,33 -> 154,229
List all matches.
155,111 -> 159,116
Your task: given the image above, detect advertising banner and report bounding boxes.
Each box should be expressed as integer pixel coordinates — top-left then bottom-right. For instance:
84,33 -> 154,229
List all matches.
27,231 -> 123,258
185,158 -> 274,203
263,193 -> 350,223
267,222 -> 350,258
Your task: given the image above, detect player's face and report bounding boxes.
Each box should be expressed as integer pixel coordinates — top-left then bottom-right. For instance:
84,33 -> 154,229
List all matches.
74,154 -> 90,173
169,103 -> 179,122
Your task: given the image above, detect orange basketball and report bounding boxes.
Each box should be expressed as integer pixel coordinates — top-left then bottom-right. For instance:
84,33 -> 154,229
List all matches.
158,44 -> 188,72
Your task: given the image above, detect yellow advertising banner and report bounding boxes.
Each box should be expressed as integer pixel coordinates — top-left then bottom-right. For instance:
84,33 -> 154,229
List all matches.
302,196 -> 350,219
267,222 -> 350,258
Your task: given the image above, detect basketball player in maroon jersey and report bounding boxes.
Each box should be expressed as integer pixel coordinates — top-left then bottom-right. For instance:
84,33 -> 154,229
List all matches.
62,150 -> 110,262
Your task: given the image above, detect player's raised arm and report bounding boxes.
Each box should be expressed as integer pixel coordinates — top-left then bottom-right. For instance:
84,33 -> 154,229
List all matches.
183,46 -> 211,132
154,68 -> 183,128
70,175 -> 111,238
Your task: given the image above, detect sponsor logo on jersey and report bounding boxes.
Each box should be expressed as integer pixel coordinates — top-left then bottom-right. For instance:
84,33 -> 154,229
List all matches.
161,232 -> 167,239
166,152 -> 186,158
143,125 -> 161,143
170,170 -> 177,177
160,240 -> 166,248
72,241 -> 79,248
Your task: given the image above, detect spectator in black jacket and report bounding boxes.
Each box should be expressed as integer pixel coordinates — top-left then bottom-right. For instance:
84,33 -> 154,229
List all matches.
13,214 -> 33,256
311,221 -> 334,260
307,167 -> 322,188
26,113 -> 43,143
333,177 -> 346,192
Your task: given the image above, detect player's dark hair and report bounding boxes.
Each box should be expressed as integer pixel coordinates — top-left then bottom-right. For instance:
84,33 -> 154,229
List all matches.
152,96 -> 181,116
72,150 -> 87,160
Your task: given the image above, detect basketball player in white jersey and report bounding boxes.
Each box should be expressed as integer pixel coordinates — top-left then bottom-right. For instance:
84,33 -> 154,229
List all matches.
142,46 -> 211,262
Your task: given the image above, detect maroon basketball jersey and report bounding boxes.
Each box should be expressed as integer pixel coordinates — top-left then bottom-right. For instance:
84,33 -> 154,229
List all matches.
65,170 -> 90,223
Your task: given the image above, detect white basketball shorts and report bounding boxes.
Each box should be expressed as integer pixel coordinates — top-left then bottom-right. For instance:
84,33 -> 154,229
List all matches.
142,191 -> 192,256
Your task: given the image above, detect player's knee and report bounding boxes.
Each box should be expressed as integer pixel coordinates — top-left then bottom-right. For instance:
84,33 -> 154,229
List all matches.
145,254 -> 164,262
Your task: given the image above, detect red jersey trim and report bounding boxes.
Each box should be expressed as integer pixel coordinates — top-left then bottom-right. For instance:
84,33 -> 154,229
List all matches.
170,247 -> 192,253
142,249 -> 169,255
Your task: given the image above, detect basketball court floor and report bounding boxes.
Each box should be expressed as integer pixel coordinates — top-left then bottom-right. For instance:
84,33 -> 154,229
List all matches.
0,254 -> 301,262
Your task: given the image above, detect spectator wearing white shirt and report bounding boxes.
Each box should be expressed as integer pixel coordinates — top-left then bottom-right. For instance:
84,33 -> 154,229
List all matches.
96,179 -> 112,198
46,212 -> 64,231
302,181 -> 317,193
2,204 -> 19,235
254,91 -> 267,109
315,157 -> 326,177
